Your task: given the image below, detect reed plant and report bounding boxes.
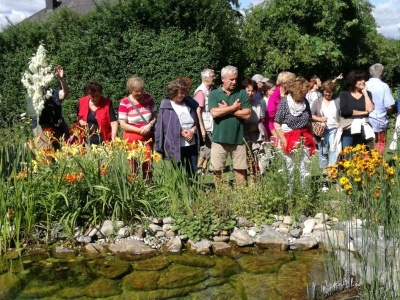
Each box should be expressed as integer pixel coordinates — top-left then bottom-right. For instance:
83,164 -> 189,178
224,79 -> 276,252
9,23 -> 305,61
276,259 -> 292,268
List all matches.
325,144 -> 400,299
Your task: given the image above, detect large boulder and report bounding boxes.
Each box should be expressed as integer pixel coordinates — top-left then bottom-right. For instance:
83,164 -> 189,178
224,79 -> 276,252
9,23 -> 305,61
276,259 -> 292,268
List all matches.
256,226 -> 289,250
108,240 -> 158,260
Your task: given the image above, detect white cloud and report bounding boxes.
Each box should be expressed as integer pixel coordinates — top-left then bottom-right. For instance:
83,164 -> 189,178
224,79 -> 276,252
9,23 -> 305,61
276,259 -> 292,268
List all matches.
372,0 -> 400,38
0,0 -> 45,29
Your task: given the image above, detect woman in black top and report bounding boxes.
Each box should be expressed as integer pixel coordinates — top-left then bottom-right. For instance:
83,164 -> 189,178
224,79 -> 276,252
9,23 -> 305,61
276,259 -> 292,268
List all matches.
339,70 -> 374,149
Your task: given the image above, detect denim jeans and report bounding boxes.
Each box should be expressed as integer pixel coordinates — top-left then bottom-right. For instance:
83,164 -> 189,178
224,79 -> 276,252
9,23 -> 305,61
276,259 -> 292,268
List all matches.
341,131 -> 365,159
318,127 -> 338,169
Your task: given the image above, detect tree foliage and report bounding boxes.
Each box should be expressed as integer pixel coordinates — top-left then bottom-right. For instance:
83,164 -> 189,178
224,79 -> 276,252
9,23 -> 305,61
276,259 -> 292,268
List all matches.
241,0 -> 380,80
0,0 -> 241,127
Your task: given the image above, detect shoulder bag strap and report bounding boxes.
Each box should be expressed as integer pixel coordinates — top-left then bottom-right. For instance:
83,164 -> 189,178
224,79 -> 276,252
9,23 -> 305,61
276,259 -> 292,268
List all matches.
127,95 -> 149,124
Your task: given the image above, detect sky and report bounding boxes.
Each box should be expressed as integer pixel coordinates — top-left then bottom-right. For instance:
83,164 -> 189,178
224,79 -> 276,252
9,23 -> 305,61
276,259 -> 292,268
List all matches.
0,0 -> 399,38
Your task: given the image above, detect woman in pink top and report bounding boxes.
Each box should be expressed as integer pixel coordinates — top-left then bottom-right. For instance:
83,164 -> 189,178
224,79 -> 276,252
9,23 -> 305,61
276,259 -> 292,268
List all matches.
119,76 -> 157,181
265,71 -> 295,145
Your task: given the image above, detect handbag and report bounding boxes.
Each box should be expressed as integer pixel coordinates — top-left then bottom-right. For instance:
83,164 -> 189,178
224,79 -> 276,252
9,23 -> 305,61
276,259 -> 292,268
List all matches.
312,121 -> 326,137
127,96 -> 155,135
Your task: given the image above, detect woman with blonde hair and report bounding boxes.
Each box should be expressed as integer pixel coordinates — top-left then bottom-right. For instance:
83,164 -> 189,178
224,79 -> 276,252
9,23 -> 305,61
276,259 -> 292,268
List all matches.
118,76 -> 157,180
265,71 -> 295,144
274,77 -> 316,182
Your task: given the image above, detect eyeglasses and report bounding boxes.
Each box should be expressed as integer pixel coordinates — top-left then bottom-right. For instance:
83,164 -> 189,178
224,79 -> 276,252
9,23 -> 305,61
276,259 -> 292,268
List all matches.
324,92 -> 333,94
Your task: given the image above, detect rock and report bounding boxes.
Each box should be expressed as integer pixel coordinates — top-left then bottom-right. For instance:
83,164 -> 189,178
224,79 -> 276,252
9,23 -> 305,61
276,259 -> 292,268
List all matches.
0,272 -> 25,300
58,287 -> 86,299
290,228 -> 303,238
85,277 -> 122,298
165,230 -> 176,239
76,235 -> 92,244
51,224 -> 68,240
158,265 -> 208,288
283,216 -> 293,225
247,229 -> 256,237
278,215 -> 284,221
118,227 -> 130,238
256,226 -> 289,250
238,217 -> 251,227
165,236 -> 182,254
100,220 -> 115,237
135,226 -> 145,238
313,230 -> 347,251
96,258 -> 131,279
303,219 -> 316,234
168,253 -> 215,268
230,229 -> 253,247
220,230 -> 230,236
81,243 -> 108,258
236,252 -> 292,274
108,240 -> 158,260
209,256 -> 240,277
298,215 -> 307,223
290,236 -> 318,250
88,227 -> 100,237
211,242 -> 232,255
276,227 -> 289,234
52,246 -> 78,260
133,256 -> 170,271
156,231 -> 165,238
315,213 -> 329,223
115,221 -> 125,228
190,280 -> 239,299
163,217 -> 173,224
213,236 -> 230,242
230,273 -> 282,300
162,224 -> 172,231
150,217 -> 163,224
314,223 -> 331,231
122,271 -> 161,291
148,224 -> 162,233
187,239 -> 211,255
331,217 -> 339,222
19,280 -> 59,298
275,261 -> 311,299
271,221 -> 282,228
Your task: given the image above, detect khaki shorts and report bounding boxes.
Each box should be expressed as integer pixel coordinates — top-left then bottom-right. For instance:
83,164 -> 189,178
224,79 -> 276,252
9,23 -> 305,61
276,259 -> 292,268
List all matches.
210,142 -> 248,171
199,132 -> 212,160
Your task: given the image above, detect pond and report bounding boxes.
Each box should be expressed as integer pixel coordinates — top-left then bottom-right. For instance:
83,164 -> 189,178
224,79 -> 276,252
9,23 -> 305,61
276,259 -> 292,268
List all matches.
0,249 -> 331,299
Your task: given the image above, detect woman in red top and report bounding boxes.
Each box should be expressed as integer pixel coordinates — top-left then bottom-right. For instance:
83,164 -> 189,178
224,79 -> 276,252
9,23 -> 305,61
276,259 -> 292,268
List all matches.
77,81 -> 118,145
118,77 -> 157,180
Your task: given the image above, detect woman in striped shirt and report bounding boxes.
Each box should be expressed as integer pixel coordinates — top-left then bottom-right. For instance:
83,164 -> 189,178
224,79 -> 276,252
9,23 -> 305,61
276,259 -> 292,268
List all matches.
119,76 -> 157,181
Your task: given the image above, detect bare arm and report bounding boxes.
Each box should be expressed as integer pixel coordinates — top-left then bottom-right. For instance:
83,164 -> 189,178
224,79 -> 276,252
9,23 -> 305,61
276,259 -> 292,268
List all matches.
55,66 -> 69,100
312,114 -> 327,122
111,121 -> 118,140
363,89 -> 374,113
274,122 -> 287,148
210,99 -> 241,119
197,106 -> 206,138
233,108 -> 251,120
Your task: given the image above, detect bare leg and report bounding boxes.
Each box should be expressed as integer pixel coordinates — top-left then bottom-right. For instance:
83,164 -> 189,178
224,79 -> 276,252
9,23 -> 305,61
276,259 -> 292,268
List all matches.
213,170 -> 223,186
234,169 -> 247,186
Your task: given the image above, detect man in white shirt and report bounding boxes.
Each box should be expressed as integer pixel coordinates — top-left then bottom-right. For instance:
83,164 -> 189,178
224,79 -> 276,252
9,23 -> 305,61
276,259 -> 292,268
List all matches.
367,63 -> 395,152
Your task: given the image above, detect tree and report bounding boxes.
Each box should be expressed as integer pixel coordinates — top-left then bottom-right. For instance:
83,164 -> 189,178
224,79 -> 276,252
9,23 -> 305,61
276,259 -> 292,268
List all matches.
0,0 -> 243,128
241,0 -> 380,81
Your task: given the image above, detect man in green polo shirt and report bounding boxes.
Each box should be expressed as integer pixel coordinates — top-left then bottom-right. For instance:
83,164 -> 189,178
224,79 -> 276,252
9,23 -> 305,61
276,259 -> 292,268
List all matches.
208,65 -> 251,185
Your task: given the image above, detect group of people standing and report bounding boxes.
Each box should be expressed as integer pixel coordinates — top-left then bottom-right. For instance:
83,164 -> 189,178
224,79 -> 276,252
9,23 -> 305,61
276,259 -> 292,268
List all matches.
29,63 -> 398,185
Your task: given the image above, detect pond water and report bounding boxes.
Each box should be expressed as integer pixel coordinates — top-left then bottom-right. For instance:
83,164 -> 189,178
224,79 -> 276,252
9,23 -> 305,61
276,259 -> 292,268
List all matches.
0,249 -> 329,299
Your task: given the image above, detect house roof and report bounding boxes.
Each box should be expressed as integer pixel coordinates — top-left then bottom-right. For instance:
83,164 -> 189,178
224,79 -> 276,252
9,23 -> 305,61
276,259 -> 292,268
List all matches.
27,0 -> 115,22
